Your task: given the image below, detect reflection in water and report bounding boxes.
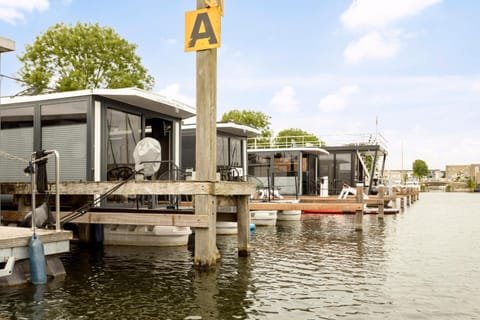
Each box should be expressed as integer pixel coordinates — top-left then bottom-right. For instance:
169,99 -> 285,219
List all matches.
0,193 -> 479,319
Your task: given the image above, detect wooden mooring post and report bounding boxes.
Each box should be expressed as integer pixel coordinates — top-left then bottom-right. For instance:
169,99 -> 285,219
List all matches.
391,188 -> 397,209
193,1 -> 218,267
237,195 -> 250,257
406,187 -> 411,206
355,184 -> 364,231
378,185 -> 385,220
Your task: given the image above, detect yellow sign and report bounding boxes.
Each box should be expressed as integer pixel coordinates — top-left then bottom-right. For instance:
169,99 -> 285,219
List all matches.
185,7 -> 221,52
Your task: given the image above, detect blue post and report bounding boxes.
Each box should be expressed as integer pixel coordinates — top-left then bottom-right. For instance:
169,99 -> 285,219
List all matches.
29,234 -> 47,284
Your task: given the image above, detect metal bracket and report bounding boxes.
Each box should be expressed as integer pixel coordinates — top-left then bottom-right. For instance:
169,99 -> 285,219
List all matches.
0,256 -> 16,278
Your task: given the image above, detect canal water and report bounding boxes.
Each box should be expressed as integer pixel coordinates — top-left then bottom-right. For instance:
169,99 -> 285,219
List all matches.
1,192 -> 479,319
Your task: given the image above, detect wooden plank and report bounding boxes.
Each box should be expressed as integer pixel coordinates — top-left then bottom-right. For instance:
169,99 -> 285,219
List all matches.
300,195 -> 395,205
71,212 -> 209,228
1,181 -> 256,196
0,226 -> 72,249
214,182 -> 256,195
249,202 -> 363,211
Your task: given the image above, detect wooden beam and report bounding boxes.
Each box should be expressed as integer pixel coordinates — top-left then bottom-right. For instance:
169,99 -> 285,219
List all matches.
0,226 -> 72,249
1,181 -> 256,196
71,212 -> 209,228
300,195 -> 394,205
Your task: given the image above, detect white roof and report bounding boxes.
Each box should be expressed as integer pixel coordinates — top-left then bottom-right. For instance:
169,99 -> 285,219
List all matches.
248,147 -> 329,155
0,87 -> 196,119
182,121 -> 261,137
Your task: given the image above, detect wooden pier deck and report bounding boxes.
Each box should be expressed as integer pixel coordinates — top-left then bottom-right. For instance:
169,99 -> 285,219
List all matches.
0,226 -> 72,286
1,180 -> 256,267
250,185 -> 419,214
0,227 -> 72,254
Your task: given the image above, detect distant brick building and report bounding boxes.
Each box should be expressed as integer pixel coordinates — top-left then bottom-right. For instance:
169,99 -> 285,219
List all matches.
445,164 -> 480,183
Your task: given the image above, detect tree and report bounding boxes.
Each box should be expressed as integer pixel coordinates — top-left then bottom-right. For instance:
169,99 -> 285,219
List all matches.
275,128 -> 324,147
18,22 -> 154,94
221,109 -> 273,138
412,159 -> 429,179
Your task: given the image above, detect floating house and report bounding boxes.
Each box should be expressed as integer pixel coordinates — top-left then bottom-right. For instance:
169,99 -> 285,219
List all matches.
0,88 -> 198,245
247,147 -> 330,196
247,139 -> 387,196
321,145 -> 387,195
181,121 -> 260,181
0,88 -> 194,192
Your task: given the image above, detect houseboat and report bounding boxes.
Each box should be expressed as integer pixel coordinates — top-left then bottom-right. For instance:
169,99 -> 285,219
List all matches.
0,88 -> 196,245
181,120 -> 260,182
182,120 -> 261,232
247,139 -> 387,197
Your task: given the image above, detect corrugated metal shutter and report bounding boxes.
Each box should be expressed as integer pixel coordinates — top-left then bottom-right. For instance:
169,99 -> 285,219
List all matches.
0,128 -> 33,182
42,124 -> 87,182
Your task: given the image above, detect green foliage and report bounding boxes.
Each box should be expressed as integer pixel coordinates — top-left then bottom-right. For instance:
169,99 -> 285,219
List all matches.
221,109 -> 272,138
363,154 -> 373,172
18,22 -> 154,94
412,159 -> 429,179
466,178 -> 476,191
275,128 -> 324,147
445,184 -> 453,192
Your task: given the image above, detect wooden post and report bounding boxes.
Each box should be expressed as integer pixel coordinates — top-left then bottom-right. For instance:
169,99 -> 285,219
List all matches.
391,189 -> 397,209
400,195 -> 405,210
194,0 -> 218,267
378,185 -> 385,219
406,187 -> 411,206
355,184 -> 364,231
237,195 -> 250,257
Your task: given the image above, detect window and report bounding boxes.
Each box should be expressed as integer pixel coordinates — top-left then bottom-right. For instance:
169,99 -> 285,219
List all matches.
230,137 -> 242,167
336,152 -> 352,192
217,135 -> 229,167
106,108 -> 141,180
0,107 -> 34,182
41,101 -> 88,181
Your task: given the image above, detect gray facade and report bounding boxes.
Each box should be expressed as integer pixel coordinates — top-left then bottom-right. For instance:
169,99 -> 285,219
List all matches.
0,88 -> 195,184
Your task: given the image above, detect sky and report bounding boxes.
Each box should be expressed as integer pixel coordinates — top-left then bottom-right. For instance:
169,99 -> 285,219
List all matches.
1,0 -> 480,170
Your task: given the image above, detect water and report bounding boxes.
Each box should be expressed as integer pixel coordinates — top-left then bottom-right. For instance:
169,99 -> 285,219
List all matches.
1,192 -> 479,319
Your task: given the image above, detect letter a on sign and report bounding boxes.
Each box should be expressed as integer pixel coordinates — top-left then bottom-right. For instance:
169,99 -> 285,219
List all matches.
185,7 -> 221,52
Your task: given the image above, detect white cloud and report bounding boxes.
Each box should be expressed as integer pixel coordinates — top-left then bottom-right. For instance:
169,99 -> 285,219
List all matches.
341,0 -> 442,31
318,85 -> 360,112
344,31 -> 400,64
471,81 -> 480,95
0,0 -> 49,24
341,0 -> 441,64
158,83 -> 195,106
269,85 -> 299,113
164,38 -> 177,46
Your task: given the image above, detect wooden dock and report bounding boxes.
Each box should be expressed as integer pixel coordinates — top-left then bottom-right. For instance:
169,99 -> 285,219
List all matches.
0,226 -> 72,286
1,180 -> 256,267
250,185 -> 420,216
